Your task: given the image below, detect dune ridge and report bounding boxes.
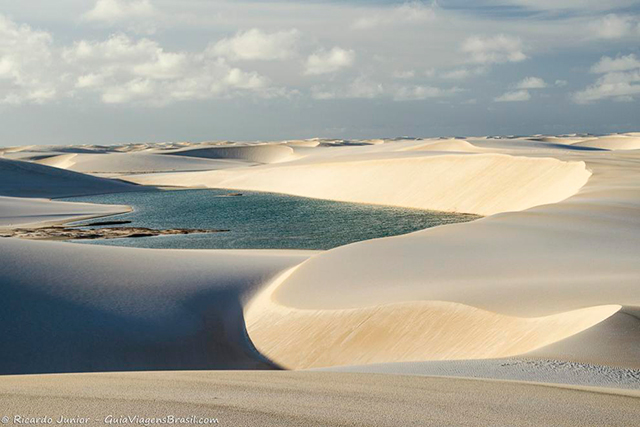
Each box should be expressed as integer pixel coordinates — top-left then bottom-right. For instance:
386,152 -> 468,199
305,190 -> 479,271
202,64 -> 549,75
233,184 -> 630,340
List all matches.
0,157 -> 137,198
244,265 -> 621,369
1,134 -> 638,381
159,143 -> 295,164
126,153 -> 591,216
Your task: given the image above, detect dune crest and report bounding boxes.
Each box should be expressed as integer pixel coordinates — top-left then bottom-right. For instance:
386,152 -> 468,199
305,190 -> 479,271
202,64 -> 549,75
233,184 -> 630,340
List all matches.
245,266 -> 621,369
127,154 -> 591,216
0,157 -> 136,198
159,143 -> 295,164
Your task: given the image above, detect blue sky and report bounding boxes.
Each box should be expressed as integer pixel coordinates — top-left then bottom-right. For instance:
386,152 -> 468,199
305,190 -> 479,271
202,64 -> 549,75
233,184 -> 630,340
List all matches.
0,0 -> 638,145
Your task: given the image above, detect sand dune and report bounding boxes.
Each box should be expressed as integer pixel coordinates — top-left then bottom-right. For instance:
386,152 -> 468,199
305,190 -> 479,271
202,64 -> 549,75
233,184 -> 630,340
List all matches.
0,134 -> 638,388
0,157 -> 137,198
238,144 -> 639,370
0,196 -> 130,228
572,135 -> 640,150
125,153 -> 591,216
1,371 -> 638,427
403,138 -> 486,152
0,238 -> 313,374
245,266 -> 620,369
32,153 -> 77,169
50,152 -> 247,175
159,143 -> 295,164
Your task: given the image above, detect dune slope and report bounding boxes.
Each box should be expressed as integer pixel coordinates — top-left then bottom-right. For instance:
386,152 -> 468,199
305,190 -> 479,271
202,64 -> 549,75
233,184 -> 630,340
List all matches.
0,238 -> 313,374
0,157 -> 137,198
1,371 -> 638,427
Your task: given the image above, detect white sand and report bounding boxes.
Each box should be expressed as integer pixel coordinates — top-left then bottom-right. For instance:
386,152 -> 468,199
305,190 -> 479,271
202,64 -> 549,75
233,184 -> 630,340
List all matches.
109,135 -> 640,372
0,157 -> 137,198
0,134 -> 638,393
0,238 -> 313,373
1,371 -> 638,426
0,196 -> 130,229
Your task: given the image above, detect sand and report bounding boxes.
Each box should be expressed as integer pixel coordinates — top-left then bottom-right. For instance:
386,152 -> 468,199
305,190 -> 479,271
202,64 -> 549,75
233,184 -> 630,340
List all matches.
1,371 -> 638,427
91,136 -> 637,373
0,134 -> 638,421
0,238 -> 313,374
0,196 -> 130,229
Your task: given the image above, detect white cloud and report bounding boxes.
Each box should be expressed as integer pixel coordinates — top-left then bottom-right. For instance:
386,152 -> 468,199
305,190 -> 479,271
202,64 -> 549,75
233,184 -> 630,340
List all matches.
499,0 -> 639,11
555,79 -> 568,87
462,34 -> 526,64
312,76 -> 383,100
63,33 -> 280,105
84,0 -> 154,22
209,28 -> 300,61
83,0 -> 156,33
515,76 -> 547,89
352,1 -> 435,30
393,85 -> 460,101
440,67 -> 486,80
0,14 -> 57,104
574,54 -> 640,103
590,54 -> 640,74
494,89 -> 531,102
574,71 -> 640,103
305,47 -> 355,75
590,14 -> 640,39
441,68 -> 470,80
312,76 -> 459,101
393,70 -> 416,79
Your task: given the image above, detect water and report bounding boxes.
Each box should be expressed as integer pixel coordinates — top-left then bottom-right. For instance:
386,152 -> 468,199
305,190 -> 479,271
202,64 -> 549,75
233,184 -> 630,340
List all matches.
61,189 -> 479,250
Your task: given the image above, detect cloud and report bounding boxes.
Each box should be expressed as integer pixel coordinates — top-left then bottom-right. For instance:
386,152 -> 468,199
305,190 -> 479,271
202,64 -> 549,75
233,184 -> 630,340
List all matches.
515,76 -> 547,89
393,85 -> 461,101
393,70 -> 415,79
83,0 -> 156,33
573,54 -> 640,103
305,47 -> 355,75
63,33 -> 280,105
352,1 -> 435,30
494,89 -> 530,102
590,54 -> 640,74
440,67 -> 486,80
312,76 -> 459,101
208,28 -> 300,61
312,76 -> 383,99
462,34 -> 526,64
441,68 -> 470,80
499,0 -> 640,11
555,79 -> 568,87
590,14 -> 640,39
84,0 -> 154,22
0,14 -> 57,104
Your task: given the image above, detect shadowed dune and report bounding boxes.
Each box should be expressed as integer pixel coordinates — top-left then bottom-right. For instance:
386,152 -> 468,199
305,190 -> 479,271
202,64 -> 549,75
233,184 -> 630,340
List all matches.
0,157 -> 137,198
0,238 -> 313,374
160,143 -> 295,164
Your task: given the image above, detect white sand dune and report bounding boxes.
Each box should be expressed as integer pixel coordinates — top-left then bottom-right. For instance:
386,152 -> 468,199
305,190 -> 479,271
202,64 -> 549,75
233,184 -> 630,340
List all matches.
158,143 -> 295,164
572,135 -> 640,150
0,196 -> 130,229
245,265 -> 620,369
403,138 -> 486,152
102,135 -> 639,373
32,153 -> 77,169
125,153 -> 591,216
0,157 -> 138,198
43,152 -> 248,175
1,371 -> 638,427
0,238 -> 313,374
0,134 -> 638,388
320,358 -> 640,390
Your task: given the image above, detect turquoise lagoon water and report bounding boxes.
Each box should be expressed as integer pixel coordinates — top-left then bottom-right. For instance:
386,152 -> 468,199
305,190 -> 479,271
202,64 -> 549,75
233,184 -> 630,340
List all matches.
61,189 -> 479,250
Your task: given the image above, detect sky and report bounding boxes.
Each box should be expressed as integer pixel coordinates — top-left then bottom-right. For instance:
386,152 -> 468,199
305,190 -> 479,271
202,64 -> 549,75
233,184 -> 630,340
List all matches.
0,0 -> 639,145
